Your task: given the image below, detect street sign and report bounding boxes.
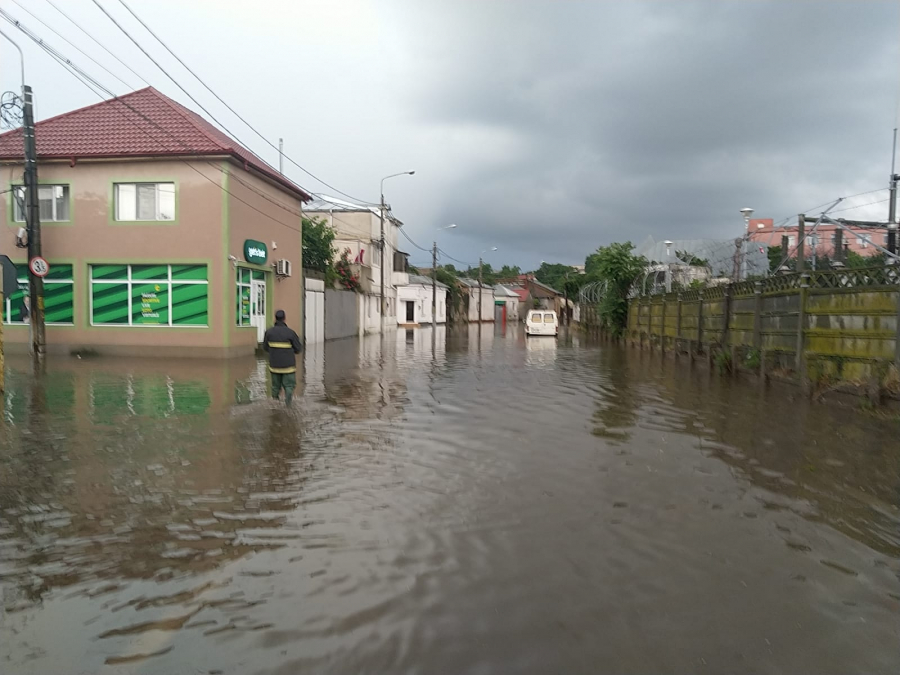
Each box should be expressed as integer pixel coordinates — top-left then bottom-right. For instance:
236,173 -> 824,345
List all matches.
0,255 -> 17,295
29,256 -> 49,278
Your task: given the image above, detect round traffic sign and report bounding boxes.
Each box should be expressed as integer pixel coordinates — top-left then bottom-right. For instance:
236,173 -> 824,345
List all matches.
29,256 -> 50,278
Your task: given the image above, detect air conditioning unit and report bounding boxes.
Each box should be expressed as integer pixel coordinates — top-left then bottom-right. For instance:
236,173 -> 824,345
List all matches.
275,259 -> 292,277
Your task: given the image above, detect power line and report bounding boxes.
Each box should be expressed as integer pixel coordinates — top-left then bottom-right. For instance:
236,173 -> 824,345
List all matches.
11,0 -> 135,91
43,0 -> 149,86
437,248 -> 476,267
106,0 -> 377,206
398,226 -> 430,253
1,10 -> 305,236
1,9 -> 379,243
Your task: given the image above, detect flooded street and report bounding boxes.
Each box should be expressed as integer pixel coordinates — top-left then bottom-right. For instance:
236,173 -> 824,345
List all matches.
1,326 -> 898,674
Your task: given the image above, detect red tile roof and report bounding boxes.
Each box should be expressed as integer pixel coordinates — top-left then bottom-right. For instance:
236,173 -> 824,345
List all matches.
0,87 -> 311,201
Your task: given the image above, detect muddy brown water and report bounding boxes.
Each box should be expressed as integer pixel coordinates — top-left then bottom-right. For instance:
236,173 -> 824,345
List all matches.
1,325 -> 898,674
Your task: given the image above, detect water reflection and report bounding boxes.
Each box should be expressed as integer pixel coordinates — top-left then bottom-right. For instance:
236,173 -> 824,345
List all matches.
0,336 -> 897,674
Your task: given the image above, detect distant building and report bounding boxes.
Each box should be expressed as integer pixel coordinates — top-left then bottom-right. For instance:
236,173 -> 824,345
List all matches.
748,218 -> 888,258
457,278 -> 495,322
304,196 -> 409,335
493,284 -> 520,323
397,274 -> 448,325
502,274 -> 562,314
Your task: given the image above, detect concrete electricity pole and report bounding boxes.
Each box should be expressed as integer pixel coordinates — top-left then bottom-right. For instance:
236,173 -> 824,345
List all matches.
478,247 -> 497,322
379,171 -> 414,329
23,87 -> 45,357
888,129 -> 898,255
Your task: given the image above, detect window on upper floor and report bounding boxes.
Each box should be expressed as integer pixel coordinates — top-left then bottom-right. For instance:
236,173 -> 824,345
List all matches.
115,183 -> 175,221
13,185 -> 70,222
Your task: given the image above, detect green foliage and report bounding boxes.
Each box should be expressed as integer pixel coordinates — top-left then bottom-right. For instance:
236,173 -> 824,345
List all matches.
714,349 -> 733,375
497,264 -> 521,279
675,250 -> 709,266
534,262 -> 574,291
844,250 -> 887,268
442,264 -> 459,276
436,268 -> 462,322
589,242 -> 647,335
302,216 -> 336,273
744,348 -> 761,371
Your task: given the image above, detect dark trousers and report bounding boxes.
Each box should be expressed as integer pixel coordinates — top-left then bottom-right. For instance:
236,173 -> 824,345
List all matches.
271,371 -> 296,405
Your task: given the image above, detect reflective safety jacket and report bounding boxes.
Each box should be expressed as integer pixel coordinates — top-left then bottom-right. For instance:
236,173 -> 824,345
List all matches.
263,321 -> 302,373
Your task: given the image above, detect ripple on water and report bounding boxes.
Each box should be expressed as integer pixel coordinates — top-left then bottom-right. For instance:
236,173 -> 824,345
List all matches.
0,338 -> 898,674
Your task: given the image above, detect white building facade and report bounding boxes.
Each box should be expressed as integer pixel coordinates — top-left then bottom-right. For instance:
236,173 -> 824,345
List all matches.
304,196 -> 409,335
458,278 -> 495,322
397,274 -> 449,325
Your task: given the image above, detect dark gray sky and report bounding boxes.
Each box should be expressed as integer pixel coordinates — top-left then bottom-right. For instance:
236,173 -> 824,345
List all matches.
2,0 -> 898,268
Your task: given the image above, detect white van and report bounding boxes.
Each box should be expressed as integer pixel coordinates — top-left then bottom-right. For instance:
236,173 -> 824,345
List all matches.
525,309 -> 558,337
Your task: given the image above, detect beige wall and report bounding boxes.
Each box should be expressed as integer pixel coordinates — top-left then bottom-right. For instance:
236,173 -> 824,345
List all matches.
1,157 -> 304,357
226,164 -> 304,351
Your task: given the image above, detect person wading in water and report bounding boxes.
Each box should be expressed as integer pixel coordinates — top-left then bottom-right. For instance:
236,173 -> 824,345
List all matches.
263,309 -> 302,405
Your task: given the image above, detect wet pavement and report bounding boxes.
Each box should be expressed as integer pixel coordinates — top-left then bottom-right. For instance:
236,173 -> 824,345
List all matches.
1,325 -> 898,674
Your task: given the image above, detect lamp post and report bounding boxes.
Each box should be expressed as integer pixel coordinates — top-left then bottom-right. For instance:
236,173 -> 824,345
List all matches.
380,171 -> 415,329
739,207 -> 754,280
433,224 -> 457,326
663,240 -> 673,293
478,247 -> 497,322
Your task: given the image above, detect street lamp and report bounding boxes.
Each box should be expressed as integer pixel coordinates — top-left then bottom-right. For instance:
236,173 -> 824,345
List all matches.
379,171 -> 415,328
740,207 -> 754,232
663,240 -> 673,292
432,224 -> 458,325
478,247 -> 497,322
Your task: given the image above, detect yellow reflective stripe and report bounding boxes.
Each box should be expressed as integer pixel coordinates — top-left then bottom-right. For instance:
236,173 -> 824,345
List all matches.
268,341 -> 293,348
268,366 -> 296,374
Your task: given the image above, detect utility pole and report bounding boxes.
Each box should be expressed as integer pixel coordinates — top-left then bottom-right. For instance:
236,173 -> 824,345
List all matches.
796,214 -> 806,273
888,129 -> 898,255
278,138 -> 284,174
379,195 -> 386,328
23,85 -> 44,359
432,241 -> 438,326
478,256 -> 483,323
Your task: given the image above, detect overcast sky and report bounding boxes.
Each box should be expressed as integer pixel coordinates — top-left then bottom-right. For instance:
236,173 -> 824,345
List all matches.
2,0 -> 899,268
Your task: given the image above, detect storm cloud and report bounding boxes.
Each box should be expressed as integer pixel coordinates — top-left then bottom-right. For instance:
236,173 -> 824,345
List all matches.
3,0 -> 898,268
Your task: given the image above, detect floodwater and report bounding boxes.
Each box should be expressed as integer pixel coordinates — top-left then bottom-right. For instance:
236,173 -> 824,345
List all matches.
1,325 -> 898,674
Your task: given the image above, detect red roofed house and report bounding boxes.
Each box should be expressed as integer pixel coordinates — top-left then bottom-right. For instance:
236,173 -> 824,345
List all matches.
0,87 -> 311,357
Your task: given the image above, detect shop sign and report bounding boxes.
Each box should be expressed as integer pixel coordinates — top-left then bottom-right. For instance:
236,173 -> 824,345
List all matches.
244,240 -> 268,265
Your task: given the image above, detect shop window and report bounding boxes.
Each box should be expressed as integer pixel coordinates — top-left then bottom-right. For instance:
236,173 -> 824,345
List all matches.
13,185 -> 70,222
90,264 -> 208,326
114,183 -> 175,221
3,263 -> 74,325
236,268 -> 264,326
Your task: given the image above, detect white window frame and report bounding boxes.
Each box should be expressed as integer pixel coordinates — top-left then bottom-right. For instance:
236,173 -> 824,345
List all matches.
236,268 -> 254,327
114,183 -> 175,221
13,185 -> 71,222
89,264 -> 207,327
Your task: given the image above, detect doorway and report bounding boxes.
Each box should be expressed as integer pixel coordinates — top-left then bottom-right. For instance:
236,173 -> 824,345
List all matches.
251,278 -> 267,343
405,300 -> 415,323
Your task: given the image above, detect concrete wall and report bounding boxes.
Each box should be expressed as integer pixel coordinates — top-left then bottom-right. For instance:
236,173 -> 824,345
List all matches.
622,267 -> 900,386
325,288 -> 358,340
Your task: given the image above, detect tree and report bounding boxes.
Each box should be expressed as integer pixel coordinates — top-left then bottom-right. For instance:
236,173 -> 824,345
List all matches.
534,262 -> 576,291
302,216 -> 336,273
588,242 -> 646,335
497,264 -> 521,280
675,250 -> 709,267
845,250 -> 887,268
